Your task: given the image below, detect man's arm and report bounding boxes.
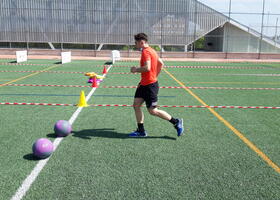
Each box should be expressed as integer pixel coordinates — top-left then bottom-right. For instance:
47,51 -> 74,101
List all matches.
157,58 -> 164,76
131,61 -> 151,73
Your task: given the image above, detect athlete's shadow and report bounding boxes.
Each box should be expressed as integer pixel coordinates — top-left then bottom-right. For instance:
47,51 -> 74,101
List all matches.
72,128 -> 176,140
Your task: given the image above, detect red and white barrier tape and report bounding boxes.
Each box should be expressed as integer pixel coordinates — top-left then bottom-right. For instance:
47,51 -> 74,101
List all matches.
101,86 -> 280,90
220,73 -> 280,77
6,84 -> 90,88
90,105 -> 280,109
112,65 -> 267,69
0,63 -> 51,66
1,102 -> 280,109
0,63 -> 269,69
164,66 -> 267,69
0,70 -> 84,74
110,72 -> 135,75
0,70 -> 132,75
5,84 -> 280,90
3,70 -> 280,77
110,72 -> 280,77
0,102 -> 74,106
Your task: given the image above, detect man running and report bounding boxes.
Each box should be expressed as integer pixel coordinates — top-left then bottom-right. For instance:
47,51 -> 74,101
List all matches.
129,33 -> 184,137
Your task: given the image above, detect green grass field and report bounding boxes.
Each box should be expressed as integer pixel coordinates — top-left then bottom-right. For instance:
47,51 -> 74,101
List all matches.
0,59 -> 279,200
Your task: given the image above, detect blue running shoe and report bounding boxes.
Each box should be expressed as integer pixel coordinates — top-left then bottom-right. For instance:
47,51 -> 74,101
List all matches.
174,118 -> 184,136
129,130 -> 147,137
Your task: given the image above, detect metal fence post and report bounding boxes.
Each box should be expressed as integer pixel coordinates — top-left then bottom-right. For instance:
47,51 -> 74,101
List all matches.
258,0 -> 266,59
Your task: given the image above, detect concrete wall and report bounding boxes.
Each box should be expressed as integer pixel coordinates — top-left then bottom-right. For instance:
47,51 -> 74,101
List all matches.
204,27 -> 224,51
223,23 -> 280,53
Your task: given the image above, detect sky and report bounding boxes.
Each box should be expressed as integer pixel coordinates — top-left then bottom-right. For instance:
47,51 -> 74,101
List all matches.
198,0 -> 280,37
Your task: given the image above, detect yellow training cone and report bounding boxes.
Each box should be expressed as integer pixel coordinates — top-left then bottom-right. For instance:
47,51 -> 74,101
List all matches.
77,90 -> 89,107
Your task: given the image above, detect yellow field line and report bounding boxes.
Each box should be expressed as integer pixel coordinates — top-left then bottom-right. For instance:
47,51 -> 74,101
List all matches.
163,68 -> 280,174
190,81 -> 280,85
0,64 -> 59,87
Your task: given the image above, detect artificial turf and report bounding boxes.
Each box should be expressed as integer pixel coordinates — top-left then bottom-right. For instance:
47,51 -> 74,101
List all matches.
0,59 -> 279,200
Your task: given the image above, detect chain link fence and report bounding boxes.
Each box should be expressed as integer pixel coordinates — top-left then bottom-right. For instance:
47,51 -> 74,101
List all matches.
0,0 -> 279,55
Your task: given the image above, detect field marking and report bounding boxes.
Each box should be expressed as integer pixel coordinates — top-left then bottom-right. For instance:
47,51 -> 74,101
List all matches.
189,81 -> 280,85
111,65 -> 268,69
2,70 -> 280,77
5,83 -> 280,91
10,66 -> 112,200
0,65 -> 60,87
163,68 -> 280,174
170,73 -> 280,77
0,70 -> 84,74
0,62 -> 51,66
215,73 -> 280,77
1,102 -> 280,110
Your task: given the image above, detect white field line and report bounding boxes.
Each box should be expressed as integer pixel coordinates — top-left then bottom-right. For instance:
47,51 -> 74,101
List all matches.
10,66 -> 112,200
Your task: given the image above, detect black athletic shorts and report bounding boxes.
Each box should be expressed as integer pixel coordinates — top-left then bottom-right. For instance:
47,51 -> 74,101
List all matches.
134,81 -> 159,108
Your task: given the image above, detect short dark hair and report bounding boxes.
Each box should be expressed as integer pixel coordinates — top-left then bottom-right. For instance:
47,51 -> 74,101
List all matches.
134,33 -> 148,42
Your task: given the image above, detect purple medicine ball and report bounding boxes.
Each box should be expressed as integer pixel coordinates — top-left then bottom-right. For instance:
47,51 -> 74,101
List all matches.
32,138 -> 54,159
54,120 -> 72,137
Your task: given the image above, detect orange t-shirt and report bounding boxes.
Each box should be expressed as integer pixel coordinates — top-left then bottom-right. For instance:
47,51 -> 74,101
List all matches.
140,47 -> 160,86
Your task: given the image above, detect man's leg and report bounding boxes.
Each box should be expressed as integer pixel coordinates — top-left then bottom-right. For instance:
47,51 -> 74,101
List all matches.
129,98 -> 147,137
147,107 -> 171,121
133,98 -> 145,124
148,107 -> 184,136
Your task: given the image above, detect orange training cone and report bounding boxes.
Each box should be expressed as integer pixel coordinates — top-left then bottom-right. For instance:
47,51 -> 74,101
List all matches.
102,65 -> 107,74
92,76 -> 98,88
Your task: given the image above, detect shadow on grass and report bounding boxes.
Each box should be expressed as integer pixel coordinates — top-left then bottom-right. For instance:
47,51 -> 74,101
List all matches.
72,128 -> 176,140
23,153 -> 41,161
47,133 -> 56,138
9,60 -> 61,65
104,61 -> 113,65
